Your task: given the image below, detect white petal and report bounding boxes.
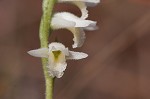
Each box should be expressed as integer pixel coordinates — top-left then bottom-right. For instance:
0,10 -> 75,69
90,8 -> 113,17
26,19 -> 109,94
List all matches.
49,42 -> 65,51
27,48 -> 49,58
66,51 -> 88,60
51,14 -> 76,29
58,0 -> 100,6
68,27 -> 85,48
69,1 -> 88,19
47,51 -> 67,78
85,0 -> 100,7
51,12 -> 97,48
48,42 -> 69,56
58,0 -> 100,18
83,23 -> 98,31
58,0 -> 100,4
58,0 -> 88,19
48,62 -> 67,78
53,12 -> 96,27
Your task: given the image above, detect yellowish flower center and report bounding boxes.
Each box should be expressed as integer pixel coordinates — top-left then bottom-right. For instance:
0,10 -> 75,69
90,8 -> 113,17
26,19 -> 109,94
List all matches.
52,50 -> 62,61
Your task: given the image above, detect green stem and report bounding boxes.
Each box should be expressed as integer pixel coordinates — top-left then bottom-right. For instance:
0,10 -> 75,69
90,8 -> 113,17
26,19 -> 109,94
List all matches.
39,0 -> 56,99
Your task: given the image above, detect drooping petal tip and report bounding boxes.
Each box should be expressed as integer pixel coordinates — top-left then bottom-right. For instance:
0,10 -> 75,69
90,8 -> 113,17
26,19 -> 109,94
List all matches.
68,28 -> 86,48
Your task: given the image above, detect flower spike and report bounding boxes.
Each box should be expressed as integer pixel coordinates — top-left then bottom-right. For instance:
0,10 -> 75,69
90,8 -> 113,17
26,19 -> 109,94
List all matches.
28,42 -> 88,78
58,0 -> 100,19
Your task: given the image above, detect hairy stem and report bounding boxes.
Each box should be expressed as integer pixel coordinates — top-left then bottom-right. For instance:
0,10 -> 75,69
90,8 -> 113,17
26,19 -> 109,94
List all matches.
39,0 -> 56,99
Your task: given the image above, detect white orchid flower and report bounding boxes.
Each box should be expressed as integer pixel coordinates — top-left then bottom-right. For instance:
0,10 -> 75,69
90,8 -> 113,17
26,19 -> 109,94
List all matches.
28,42 -> 88,78
58,0 -> 100,19
51,12 -> 97,48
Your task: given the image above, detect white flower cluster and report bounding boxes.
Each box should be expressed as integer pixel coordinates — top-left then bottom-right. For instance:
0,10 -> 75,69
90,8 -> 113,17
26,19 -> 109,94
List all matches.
28,0 -> 100,78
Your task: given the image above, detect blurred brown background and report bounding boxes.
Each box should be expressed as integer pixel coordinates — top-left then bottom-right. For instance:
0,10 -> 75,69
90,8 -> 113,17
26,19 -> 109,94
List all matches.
0,0 -> 150,99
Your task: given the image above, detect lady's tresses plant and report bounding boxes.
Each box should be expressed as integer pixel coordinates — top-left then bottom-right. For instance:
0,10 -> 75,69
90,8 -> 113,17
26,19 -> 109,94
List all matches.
28,0 -> 100,99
